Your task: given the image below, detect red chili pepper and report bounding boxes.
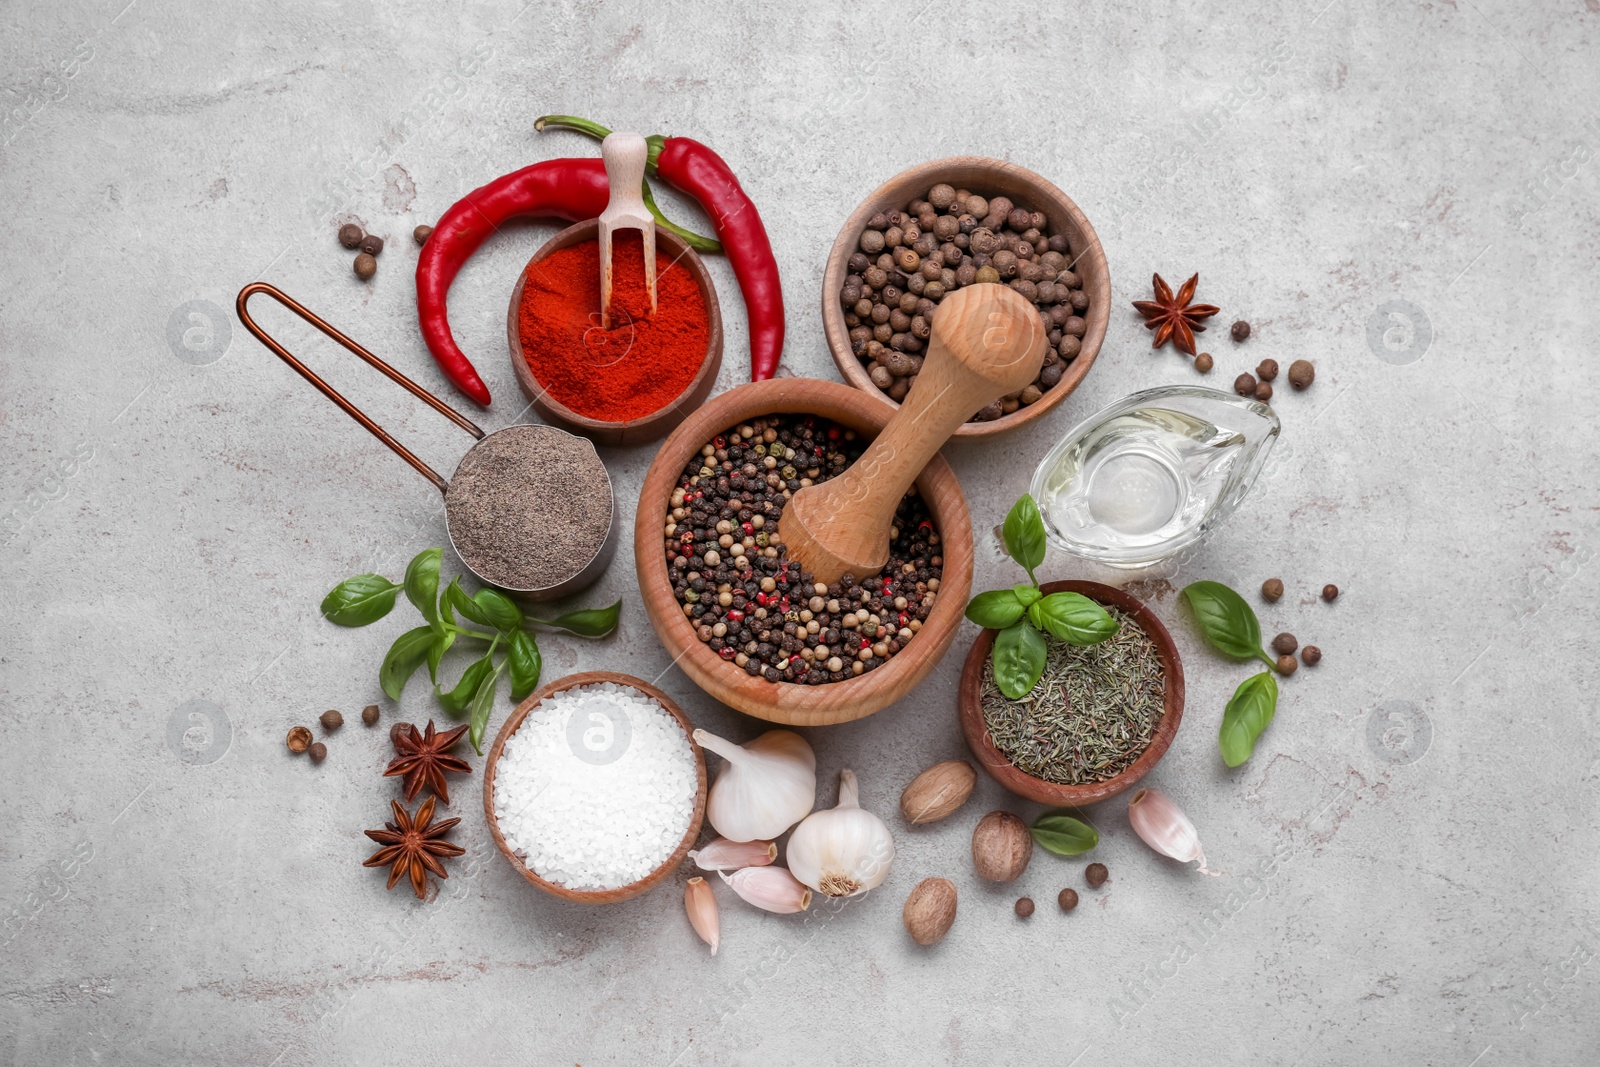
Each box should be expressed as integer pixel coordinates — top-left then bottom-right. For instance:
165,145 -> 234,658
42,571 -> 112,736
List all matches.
536,115 -> 786,381
415,158 -> 716,406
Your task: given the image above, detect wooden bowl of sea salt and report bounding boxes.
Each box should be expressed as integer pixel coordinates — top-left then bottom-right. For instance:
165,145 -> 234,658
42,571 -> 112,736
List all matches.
483,671 -> 707,904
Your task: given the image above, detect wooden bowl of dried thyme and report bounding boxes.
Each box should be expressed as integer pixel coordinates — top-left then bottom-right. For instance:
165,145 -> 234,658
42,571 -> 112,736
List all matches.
958,580 -> 1184,806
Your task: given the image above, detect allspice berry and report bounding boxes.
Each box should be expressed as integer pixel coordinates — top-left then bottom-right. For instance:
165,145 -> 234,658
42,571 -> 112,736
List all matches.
1085,862 -> 1109,888
1301,645 -> 1323,666
337,223 -> 364,249
361,704 -> 380,726
359,234 -> 384,257
1254,380 -> 1274,402
972,811 -> 1033,882
1194,352 -> 1214,373
1322,583 -> 1340,602
1256,358 -> 1279,381
413,224 -> 433,246
1015,897 -> 1035,919
1233,372 -> 1257,397
353,252 -> 377,280
1232,320 -> 1251,342
1262,578 -> 1284,602
1272,632 -> 1298,656
320,709 -> 344,732
1289,359 -> 1315,390
286,726 -> 313,754
390,722 -> 411,746
903,877 -> 958,945
308,742 -> 328,764
1277,654 -> 1299,676
1058,887 -> 1079,911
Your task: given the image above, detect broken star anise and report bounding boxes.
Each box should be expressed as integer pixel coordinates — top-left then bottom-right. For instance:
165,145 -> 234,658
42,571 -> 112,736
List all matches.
362,795 -> 465,900
1131,272 -> 1220,357
384,720 -> 472,805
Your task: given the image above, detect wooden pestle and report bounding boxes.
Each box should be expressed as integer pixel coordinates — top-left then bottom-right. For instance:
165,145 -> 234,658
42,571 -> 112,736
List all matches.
779,283 -> 1047,586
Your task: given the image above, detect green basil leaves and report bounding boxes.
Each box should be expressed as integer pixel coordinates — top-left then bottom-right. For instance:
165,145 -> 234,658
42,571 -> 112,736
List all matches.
321,574 -> 401,627
993,619 -> 1048,699
1001,494 -> 1047,582
1030,592 -> 1115,644
1180,580 -> 1285,767
1218,670 -> 1278,767
1030,812 -> 1100,855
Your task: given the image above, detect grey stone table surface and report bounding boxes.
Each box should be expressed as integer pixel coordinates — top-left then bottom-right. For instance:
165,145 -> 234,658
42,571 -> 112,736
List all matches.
2,1 -> 1596,1064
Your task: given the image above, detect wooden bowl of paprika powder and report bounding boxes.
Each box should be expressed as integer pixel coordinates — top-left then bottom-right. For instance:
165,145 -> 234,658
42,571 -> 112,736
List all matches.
508,219 -> 723,447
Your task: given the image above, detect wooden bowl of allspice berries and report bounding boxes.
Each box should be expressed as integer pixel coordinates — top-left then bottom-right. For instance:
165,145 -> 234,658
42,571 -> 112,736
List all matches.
822,157 -> 1110,437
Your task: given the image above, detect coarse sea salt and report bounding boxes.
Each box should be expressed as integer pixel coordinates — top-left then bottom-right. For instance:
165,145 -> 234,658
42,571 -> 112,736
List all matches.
492,682 -> 697,891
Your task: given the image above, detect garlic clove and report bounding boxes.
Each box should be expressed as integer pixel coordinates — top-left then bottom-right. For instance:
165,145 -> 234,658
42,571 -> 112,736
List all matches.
1127,788 -> 1219,876
694,728 -> 817,843
689,838 -> 778,871
685,876 -> 720,955
717,866 -> 813,913
786,770 -> 897,898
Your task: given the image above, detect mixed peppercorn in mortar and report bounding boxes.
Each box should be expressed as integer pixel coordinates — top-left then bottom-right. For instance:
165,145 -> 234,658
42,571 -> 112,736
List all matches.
664,414 -> 943,684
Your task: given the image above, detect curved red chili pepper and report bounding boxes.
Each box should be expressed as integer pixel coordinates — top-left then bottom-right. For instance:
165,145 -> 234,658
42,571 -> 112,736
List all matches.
535,116 -> 786,381
416,158 -> 718,406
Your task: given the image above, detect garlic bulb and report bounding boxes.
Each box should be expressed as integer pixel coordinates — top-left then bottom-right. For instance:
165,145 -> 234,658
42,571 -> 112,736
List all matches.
689,838 -> 778,871
693,728 -> 816,842
786,770 -> 896,897
718,866 -> 812,913
1127,788 -> 1219,876
684,877 -> 719,955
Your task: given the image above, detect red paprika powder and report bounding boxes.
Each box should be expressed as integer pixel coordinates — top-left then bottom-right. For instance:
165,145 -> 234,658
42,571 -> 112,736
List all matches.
516,231 -> 709,421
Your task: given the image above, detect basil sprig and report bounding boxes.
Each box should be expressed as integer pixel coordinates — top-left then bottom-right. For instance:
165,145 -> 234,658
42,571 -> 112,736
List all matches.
965,494 -> 1115,699
1180,580 -> 1283,766
1219,671 -> 1278,767
321,549 -> 622,754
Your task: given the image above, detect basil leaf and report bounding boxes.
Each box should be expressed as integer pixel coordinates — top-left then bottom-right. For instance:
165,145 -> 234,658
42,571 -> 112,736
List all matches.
437,652 -> 495,715
507,630 -> 542,701
1012,584 -> 1042,609
966,589 -> 1026,630
404,548 -> 442,628
467,662 -> 505,755
320,574 -> 400,627
992,620 -> 1047,699
1001,494 -> 1047,579
1182,580 -> 1270,663
426,627 -> 456,684
531,600 -> 622,638
1031,812 -> 1099,855
1219,670 -> 1279,767
1032,592 -> 1117,645
379,625 -> 435,701
473,588 -> 524,633
446,578 -> 492,626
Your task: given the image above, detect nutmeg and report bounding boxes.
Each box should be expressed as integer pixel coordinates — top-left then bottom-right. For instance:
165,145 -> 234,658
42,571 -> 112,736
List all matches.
903,877 -> 958,945
972,811 -> 1032,882
899,759 -> 977,824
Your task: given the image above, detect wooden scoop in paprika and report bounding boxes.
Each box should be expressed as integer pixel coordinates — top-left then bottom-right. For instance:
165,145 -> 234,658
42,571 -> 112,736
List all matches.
779,283 -> 1048,586
598,131 -> 657,328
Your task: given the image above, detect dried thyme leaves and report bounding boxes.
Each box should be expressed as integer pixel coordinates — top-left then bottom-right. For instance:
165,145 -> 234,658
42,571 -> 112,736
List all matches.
980,607 -> 1164,785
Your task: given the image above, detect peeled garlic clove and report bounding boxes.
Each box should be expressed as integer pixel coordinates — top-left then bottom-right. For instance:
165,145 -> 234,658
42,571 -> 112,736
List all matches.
717,866 -> 812,914
693,728 -> 817,843
689,838 -> 778,871
684,876 -> 719,956
1127,787 -> 1219,875
786,770 -> 896,898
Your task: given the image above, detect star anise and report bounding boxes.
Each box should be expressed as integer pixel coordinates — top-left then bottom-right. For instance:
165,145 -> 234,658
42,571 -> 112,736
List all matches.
362,795 -> 465,900
1131,272 -> 1220,356
384,720 -> 472,805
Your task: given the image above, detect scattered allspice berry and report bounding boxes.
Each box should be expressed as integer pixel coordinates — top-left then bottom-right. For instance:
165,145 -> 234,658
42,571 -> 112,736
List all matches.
1301,645 -> 1322,666
1231,320 -> 1251,342
286,726 -> 313,754
1058,887 -> 1079,911
1233,372 -> 1257,397
362,704 -> 380,726
1085,862 -> 1109,888
903,877 -> 958,945
1288,359 -> 1315,390
390,722 -> 411,746
1322,583 -> 1340,602
1254,380 -> 1273,402
359,234 -> 384,257
1256,358 -> 1279,382
1194,352 -> 1214,373
972,811 -> 1033,883
1272,632 -> 1298,656
354,252 -> 377,281
308,742 -> 328,764
413,224 -> 433,246
337,223 -> 364,249
1261,578 -> 1284,602
1015,897 -> 1035,919
1277,654 -> 1299,676
320,709 -> 344,732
